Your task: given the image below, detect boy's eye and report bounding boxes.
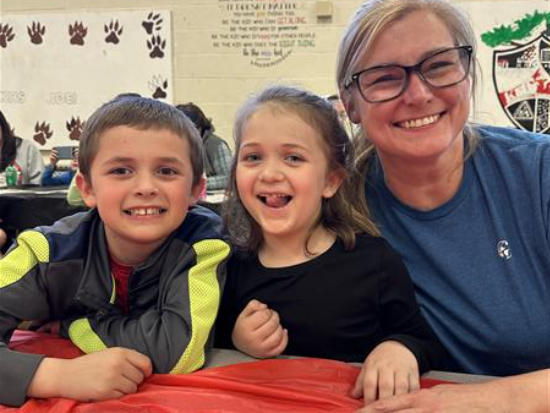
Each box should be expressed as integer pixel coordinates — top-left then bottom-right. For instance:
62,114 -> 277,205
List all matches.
158,167 -> 178,176
110,167 -> 131,175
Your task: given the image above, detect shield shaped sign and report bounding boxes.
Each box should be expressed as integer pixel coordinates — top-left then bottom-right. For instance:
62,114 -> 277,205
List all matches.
493,33 -> 550,134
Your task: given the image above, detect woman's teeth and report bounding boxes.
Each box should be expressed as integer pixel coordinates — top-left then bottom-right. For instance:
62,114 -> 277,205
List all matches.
399,114 -> 440,129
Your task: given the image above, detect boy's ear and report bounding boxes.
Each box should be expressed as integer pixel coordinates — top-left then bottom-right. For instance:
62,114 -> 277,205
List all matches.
76,173 -> 97,208
340,88 -> 361,124
322,168 -> 346,199
189,174 -> 207,206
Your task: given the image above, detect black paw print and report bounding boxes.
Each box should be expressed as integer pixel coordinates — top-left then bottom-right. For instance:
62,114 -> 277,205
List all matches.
147,35 -> 166,59
142,12 -> 163,35
149,75 -> 168,99
104,19 -> 123,44
0,23 -> 15,48
27,21 -> 45,44
69,21 -> 87,45
66,117 -> 85,141
33,121 -> 54,146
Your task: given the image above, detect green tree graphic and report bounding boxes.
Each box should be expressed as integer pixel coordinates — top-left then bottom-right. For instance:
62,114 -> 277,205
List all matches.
481,11 -> 550,48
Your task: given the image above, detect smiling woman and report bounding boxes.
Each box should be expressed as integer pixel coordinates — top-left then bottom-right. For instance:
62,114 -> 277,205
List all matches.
336,1 -> 550,412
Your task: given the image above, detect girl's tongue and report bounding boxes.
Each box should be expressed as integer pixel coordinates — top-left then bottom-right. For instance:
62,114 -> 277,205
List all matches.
261,194 -> 291,208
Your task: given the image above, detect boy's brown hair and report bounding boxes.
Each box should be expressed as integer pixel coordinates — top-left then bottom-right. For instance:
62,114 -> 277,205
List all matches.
78,96 -> 204,186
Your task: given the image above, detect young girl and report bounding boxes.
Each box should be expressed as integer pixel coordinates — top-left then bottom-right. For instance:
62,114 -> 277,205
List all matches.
215,85 -> 446,403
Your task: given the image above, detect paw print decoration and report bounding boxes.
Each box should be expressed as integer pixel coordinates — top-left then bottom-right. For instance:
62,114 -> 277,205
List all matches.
69,21 -> 87,45
149,75 -> 168,99
0,23 -> 15,48
66,117 -> 85,141
27,21 -> 46,44
142,12 -> 163,35
105,19 -> 123,44
33,121 -> 54,146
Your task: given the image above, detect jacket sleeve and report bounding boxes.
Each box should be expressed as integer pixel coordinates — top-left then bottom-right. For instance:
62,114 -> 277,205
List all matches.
377,244 -> 447,373
0,231 -> 51,407
66,238 -> 231,375
66,172 -> 85,206
41,166 -> 74,186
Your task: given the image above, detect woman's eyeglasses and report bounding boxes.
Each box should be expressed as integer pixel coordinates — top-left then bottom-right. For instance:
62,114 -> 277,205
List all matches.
345,45 -> 473,103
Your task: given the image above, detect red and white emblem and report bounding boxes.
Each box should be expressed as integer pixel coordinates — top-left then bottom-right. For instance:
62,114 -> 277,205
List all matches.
493,33 -> 550,134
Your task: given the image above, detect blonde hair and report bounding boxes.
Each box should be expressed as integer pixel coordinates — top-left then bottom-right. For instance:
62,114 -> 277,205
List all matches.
336,0 -> 481,195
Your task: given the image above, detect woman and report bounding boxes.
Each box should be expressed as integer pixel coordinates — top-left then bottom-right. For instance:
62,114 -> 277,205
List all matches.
336,0 -> 549,412
0,110 -> 44,186
176,103 -> 232,191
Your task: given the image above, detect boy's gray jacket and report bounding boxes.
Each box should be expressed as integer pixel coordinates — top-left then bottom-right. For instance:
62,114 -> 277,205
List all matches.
0,206 -> 231,407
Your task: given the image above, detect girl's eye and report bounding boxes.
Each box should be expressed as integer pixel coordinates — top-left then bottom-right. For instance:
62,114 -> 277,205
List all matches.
241,153 -> 261,162
285,154 -> 303,163
158,167 -> 178,176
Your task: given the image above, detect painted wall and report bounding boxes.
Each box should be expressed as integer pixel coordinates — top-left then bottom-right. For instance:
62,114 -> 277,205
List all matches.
0,0 -> 538,148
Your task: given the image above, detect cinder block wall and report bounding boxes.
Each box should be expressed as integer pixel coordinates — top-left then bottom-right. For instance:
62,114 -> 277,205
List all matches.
0,0 -> 513,146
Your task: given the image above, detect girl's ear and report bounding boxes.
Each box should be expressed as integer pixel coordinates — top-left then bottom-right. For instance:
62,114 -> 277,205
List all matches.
340,88 -> 361,124
322,169 -> 346,199
76,172 -> 97,208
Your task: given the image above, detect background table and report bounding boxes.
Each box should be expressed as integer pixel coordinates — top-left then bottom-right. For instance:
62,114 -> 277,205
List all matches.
0,186 -> 86,234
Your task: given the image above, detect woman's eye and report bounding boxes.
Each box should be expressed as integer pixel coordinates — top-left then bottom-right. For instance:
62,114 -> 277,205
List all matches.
371,74 -> 400,85
425,60 -> 454,73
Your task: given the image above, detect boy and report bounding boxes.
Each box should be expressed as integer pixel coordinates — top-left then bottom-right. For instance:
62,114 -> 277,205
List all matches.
0,97 -> 231,407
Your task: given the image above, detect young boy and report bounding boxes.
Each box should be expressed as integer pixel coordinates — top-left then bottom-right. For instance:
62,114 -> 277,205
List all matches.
0,97 -> 231,407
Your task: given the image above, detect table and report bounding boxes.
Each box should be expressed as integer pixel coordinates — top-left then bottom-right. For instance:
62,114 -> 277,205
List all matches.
206,348 -> 495,384
0,186 -> 86,232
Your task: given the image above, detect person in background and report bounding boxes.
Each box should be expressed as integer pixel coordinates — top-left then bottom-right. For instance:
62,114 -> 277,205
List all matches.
176,103 -> 232,191
41,147 -> 78,186
215,84 -> 446,403
0,96 -> 231,407
336,0 -> 549,411
0,110 -> 44,186
0,110 -> 45,255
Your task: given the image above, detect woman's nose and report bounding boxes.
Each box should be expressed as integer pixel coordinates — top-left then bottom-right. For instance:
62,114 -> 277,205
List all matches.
402,73 -> 434,105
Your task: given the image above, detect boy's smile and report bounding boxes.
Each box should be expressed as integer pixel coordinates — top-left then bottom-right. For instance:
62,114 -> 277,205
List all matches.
77,125 -> 203,265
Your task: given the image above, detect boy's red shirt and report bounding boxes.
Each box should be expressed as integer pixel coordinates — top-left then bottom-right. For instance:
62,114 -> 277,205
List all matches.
110,257 -> 132,315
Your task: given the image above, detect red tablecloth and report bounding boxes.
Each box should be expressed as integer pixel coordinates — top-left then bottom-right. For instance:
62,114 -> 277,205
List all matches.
3,331 -> 449,412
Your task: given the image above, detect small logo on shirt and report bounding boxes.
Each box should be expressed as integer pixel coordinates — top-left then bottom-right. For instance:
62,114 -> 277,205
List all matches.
497,240 -> 512,260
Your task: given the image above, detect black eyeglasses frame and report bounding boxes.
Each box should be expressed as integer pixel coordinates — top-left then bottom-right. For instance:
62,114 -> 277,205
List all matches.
346,45 -> 473,104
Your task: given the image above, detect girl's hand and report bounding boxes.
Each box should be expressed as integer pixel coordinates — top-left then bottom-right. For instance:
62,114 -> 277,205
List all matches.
232,299 -> 288,359
352,340 -> 420,404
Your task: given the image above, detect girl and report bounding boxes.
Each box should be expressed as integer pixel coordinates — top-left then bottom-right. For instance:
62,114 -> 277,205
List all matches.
215,85 -> 445,403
